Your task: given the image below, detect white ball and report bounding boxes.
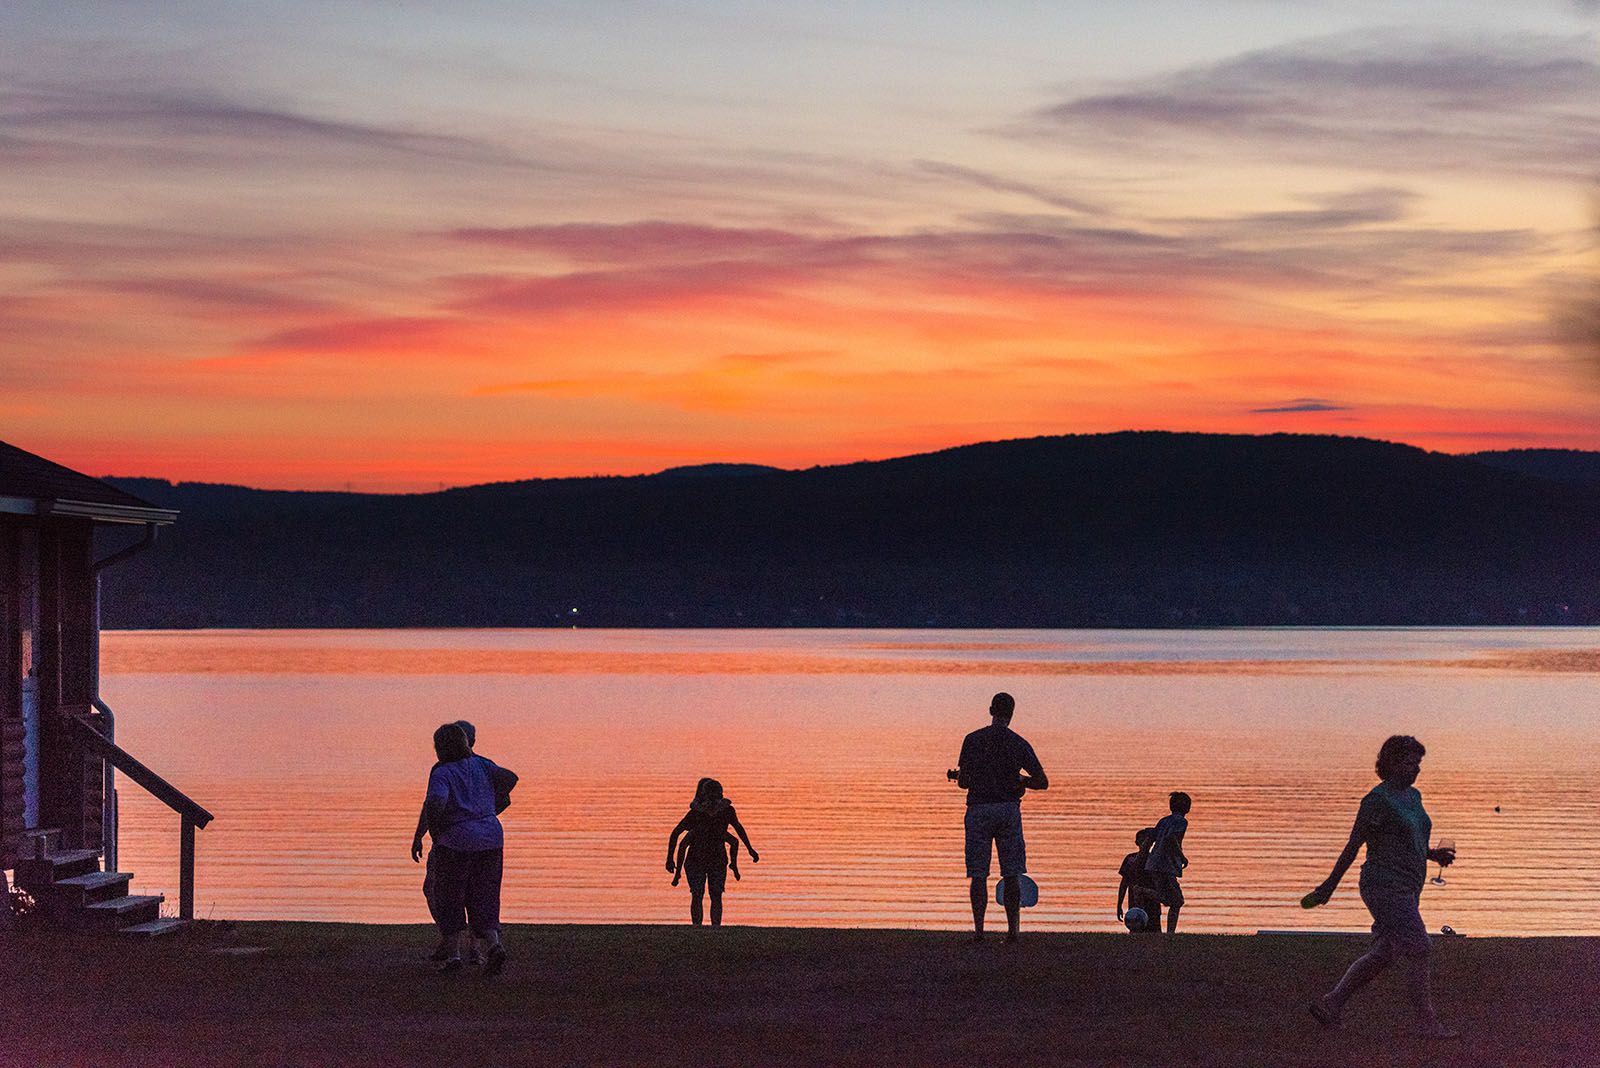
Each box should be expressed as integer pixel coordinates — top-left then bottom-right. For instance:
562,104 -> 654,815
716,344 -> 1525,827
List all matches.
1124,907 -> 1148,931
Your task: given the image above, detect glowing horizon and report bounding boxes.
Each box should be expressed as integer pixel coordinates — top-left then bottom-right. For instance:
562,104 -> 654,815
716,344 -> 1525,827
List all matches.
4,3 -> 1599,491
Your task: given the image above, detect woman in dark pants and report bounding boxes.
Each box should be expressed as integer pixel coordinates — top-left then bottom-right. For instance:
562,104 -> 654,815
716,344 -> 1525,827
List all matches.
421,722 -> 513,973
1304,735 -> 1457,1038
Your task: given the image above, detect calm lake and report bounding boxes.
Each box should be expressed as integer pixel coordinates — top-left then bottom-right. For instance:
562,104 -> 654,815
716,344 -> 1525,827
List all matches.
100,628 -> 1600,935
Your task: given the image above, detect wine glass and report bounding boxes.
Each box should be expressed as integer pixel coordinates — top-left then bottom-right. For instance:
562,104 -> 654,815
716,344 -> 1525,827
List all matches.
1430,838 -> 1455,884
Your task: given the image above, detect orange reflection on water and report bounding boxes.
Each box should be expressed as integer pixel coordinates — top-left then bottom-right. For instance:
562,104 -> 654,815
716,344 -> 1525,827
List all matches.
101,629 -> 1600,935
105,630 -> 1594,677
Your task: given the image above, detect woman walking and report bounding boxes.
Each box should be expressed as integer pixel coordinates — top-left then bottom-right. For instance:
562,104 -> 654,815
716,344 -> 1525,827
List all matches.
1303,735 -> 1457,1038
419,722 -> 514,974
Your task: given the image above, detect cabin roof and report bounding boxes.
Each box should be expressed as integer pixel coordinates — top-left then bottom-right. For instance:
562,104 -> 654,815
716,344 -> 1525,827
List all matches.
0,440 -> 178,525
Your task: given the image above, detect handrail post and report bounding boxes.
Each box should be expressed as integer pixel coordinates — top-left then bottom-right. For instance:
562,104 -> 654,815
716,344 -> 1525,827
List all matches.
70,715 -> 212,923
93,698 -> 118,875
179,817 -> 195,921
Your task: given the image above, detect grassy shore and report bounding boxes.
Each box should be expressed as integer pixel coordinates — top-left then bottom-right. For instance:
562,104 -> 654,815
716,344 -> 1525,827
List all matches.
2,922 -> 1595,1067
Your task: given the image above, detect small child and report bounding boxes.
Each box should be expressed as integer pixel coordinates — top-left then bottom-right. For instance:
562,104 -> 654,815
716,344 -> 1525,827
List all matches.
1143,791 -> 1191,934
673,831 -> 741,885
1117,827 -> 1162,933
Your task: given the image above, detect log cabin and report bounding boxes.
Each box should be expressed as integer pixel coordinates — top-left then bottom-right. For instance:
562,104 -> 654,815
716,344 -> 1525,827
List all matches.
2,440 -> 210,935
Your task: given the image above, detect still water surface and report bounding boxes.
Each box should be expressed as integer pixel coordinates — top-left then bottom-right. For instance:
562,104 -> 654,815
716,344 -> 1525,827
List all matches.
100,628 -> 1600,935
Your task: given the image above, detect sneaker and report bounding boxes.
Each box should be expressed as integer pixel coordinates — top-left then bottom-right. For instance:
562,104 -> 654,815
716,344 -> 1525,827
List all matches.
1308,999 -> 1340,1029
437,957 -> 463,974
428,941 -> 451,962
484,943 -> 507,977
468,947 -> 487,966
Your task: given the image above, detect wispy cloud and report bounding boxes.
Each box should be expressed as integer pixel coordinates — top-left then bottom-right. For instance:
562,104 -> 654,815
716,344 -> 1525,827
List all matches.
1030,32 -> 1600,180
0,84 -> 534,169
243,317 -> 468,356
449,222 -> 810,265
1184,187 -> 1418,234
97,277 -> 335,318
1249,398 -> 1350,413
444,209 -> 1546,318
912,160 -> 1105,216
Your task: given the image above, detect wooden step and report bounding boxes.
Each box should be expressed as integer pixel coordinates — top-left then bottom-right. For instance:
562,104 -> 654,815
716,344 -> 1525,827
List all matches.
120,918 -> 188,938
82,894 -> 163,931
14,849 -> 102,892
21,828 -> 64,858
45,871 -> 134,907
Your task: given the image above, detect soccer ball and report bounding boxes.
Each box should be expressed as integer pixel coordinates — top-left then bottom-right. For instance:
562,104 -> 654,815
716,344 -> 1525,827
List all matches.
1124,907 -> 1148,931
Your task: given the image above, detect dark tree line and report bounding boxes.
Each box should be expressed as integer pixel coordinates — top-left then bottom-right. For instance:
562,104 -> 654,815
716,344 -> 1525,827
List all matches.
98,432 -> 1600,629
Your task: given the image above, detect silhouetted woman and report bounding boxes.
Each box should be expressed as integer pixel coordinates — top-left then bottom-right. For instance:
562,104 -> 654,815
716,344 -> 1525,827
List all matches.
420,722 -> 511,973
1304,735 -> 1457,1038
665,778 -> 758,925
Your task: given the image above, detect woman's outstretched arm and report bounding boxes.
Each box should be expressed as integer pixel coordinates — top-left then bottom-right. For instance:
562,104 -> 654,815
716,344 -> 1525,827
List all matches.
1306,816 -> 1367,905
729,813 -> 758,862
666,814 -> 692,871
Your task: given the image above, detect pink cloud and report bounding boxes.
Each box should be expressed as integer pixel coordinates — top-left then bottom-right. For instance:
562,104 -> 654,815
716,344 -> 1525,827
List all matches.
449,221 -> 809,265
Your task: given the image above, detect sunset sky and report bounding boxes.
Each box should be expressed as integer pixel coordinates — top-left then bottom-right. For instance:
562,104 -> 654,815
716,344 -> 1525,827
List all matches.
5,1 -> 1599,490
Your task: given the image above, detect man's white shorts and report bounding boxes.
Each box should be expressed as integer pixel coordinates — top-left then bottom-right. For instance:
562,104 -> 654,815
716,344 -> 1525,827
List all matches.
965,801 -> 1026,879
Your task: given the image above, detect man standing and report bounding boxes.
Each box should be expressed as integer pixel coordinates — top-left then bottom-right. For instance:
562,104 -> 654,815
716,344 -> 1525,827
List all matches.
950,692 -> 1048,942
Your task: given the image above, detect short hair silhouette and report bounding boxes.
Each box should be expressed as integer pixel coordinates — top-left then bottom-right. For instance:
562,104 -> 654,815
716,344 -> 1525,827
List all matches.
1375,735 -> 1425,781
1168,791 -> 1192,815
433,722 -> 471,763
455,719 -> 476,747
1135,827 -> 1157,847
990,692 -> 1015,718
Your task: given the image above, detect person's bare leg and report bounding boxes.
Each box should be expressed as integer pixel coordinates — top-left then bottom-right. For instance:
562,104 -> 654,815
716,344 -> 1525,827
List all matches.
969,877 -> 987,940
1166,904 -> 1181,934
1003,877 -> 1021,941
690,887 -> 704,925
1314,942 -> 1393,1024
1401,952 -> 1456,1037
710,889 -> 723,927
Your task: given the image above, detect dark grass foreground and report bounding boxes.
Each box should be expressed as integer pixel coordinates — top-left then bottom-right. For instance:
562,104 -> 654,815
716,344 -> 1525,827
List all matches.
2,923 -> 1596,1067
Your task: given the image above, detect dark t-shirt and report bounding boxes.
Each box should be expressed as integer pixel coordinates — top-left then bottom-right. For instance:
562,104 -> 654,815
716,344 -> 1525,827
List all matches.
1145,813 -> 1187,876
1119,851 -> 1161,931
1119,851 -> 1158,891
1358,784 -> 1431,894
957,723 -> 1045,806
674,803 -> 739,870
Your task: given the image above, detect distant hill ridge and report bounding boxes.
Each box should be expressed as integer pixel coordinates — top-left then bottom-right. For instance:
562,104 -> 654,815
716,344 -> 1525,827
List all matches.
1464,448 -> 1600,484
100,431 -> 1600,628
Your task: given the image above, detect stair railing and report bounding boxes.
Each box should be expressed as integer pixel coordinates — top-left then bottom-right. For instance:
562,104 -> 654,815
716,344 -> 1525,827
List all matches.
70,716 -> 214,920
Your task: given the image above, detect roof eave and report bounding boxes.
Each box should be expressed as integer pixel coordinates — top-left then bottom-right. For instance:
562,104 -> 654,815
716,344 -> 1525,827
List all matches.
0,496 -> 180,525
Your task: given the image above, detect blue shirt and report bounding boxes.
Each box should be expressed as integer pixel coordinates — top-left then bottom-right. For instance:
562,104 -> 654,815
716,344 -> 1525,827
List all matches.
426,755 -> 505,851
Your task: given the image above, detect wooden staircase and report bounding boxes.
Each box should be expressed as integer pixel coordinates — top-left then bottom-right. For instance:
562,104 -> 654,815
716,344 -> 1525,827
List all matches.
13,828 -> 185,937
